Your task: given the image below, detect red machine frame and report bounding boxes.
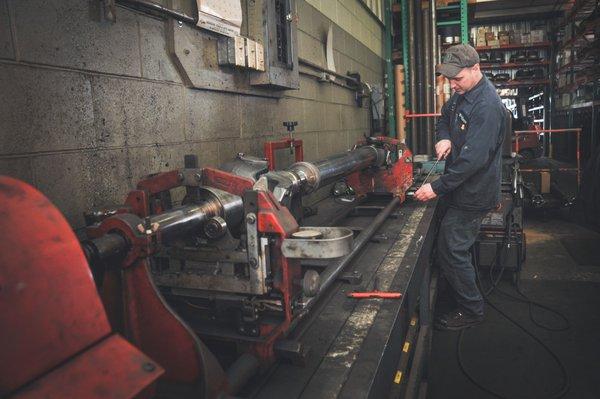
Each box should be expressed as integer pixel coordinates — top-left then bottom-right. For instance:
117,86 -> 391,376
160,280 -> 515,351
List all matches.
263,138 -> 304,170
83,137 -> 413,397
0,176 -> 163,399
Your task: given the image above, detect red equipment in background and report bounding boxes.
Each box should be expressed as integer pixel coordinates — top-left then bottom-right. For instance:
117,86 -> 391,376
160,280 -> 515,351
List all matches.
0,176 -> 163,399
513,124 -> 544,159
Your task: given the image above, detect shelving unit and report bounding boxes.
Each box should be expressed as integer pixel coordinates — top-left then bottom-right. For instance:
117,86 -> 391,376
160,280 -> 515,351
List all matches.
475,27 -> 552,128
480,60 -> 550,70
475,41 -> 552,51
553,1 -> 599,113
437,0 -> 469,45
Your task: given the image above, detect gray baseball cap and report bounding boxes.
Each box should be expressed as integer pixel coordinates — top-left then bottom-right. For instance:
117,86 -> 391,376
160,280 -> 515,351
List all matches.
436,44 -> 480,78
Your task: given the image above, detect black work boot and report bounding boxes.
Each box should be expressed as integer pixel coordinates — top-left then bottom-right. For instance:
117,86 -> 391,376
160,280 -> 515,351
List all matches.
434,308 -> 484,331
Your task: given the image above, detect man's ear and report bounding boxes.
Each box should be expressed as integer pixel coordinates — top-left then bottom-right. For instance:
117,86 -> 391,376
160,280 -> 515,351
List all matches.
472,63 -> 481,73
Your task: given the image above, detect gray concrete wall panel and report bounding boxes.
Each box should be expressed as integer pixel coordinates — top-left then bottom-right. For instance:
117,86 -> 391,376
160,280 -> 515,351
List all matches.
13,0 -> 142,76
186,90 -> 241,141
240,96 -> 278,138
31,149 -> 132,226
0,64 -> 95,155
0,0 -> 383,228
92,75 -> 186,147
0,157 -> 33,184
139,16 -> 182,83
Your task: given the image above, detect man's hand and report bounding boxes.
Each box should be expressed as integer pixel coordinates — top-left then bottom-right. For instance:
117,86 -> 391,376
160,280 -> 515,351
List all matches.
414,183 -> 437,202
435,139 -> 451,160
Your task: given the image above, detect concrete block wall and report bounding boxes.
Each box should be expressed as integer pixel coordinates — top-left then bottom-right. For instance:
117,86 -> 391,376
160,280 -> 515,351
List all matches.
0,0 -> 384,228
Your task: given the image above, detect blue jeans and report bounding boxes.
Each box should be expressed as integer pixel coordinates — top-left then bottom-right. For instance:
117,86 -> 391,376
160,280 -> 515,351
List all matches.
437,206 -> 487,316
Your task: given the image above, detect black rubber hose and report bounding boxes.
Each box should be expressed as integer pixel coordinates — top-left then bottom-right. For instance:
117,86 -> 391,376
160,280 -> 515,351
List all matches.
455,202 -> 570,399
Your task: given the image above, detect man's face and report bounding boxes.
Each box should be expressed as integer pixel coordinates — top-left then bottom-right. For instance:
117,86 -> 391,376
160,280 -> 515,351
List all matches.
449,64 -> 481,94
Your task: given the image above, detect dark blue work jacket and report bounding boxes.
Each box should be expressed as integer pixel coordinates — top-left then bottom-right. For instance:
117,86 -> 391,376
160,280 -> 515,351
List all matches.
430,76 -> 505,211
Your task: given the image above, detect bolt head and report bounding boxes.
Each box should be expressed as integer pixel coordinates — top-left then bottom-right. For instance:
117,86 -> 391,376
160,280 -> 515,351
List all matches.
246,213 -> 256,224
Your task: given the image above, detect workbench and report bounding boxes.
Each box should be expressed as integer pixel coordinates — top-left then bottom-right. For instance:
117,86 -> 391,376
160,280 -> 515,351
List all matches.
247,196 -> 439,399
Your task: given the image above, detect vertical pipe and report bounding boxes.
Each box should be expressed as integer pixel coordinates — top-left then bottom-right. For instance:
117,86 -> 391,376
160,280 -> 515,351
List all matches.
401,0 -> 410,142
395,65 -> 407,142
430,0 -> 438,116
436,75 -> 445,114
384,0 -> 396,137
423,4 -> 433,156
576,130 -> 581,187
408,0 -> 417,151
414,0 -> 424,153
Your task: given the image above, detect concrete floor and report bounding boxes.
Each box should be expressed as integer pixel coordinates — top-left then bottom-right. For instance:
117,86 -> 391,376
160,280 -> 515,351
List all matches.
427,209 -> 600,399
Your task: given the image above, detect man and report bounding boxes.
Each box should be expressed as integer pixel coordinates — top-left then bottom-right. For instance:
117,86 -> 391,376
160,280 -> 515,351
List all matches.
414,44 -> 505,330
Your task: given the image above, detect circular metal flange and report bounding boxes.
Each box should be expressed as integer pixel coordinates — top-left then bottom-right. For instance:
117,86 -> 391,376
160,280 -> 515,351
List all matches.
291,229 -> 323,239
289,161 -> 321,193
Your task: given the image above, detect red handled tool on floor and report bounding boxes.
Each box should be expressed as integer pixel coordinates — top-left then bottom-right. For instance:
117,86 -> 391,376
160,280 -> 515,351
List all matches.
347,291 -> 403,299
347,277 -> 403,299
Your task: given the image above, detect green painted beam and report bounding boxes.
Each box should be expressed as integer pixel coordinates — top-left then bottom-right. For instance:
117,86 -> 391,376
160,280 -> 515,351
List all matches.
437,20 -> 461,26
437,5 -> 460,10
460,0 -> 469,44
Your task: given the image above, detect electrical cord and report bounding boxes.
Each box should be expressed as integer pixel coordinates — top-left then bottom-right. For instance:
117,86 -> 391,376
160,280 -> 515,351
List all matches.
455,202 -> 571,399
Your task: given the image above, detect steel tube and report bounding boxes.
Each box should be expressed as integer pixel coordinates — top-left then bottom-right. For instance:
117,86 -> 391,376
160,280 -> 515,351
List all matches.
423,4 -> 433,156
431,0 -> 438,117
312,146 -> 384,187
298,196 -> 401,313
82,233 -> 128,263
408,0 -> 417,150
118,0 -> 196,23
290,145 -> 385,193
150,203 -> 220,243
414,0 -> 424,153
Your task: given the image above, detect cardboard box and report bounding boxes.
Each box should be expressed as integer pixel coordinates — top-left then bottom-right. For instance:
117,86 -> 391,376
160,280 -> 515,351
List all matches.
540,172 -> 551,194
510,31 -> 520,44
485,32 -> 496,42
521,33 -> 531,44
530,29 -> 545,43
487,39 -> 500,48
499,32 -> 510,46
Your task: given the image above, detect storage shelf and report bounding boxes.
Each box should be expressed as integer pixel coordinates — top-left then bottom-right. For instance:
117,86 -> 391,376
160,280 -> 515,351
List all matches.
558,0 -> 598,28
437,5 -> 461,11
480,61 -> 549,70
528,105 -> 545,112
475,42 -> 552,51
556,100 -> 600,111
492,79 -> 550,88
556,59 -> 596,74
437,20 -> 461,26
558,26 -> 598,52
